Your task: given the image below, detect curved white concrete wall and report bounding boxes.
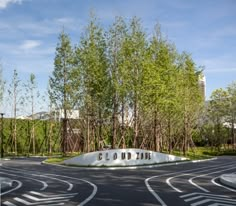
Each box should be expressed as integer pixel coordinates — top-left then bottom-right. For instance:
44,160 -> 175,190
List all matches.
63,149 -> 186,166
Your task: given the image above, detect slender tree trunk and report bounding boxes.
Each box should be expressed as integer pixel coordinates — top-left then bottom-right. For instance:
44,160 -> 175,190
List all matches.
87,114 -> 90,153
112,93 -> 117,149
13,86 -> 17,155
231,118 -> 235,150
217,123 -> 221,151
159,121 -> 163,152
98,109 -> 102,150
32,122 -> 35,154
92,118 -> 95,152
90,98 -> 95,152
133,96 -> 138,148
27,120 -> 31,154
31,91 -> 35,155
183,114 -> 187,156
62,117 -> 68,154
48,122 -> 52,154
13,118 -> 17,155
48,109 -> 53,155
31,96 -> 35,154
121,100 -> 126,148
111,33 -> 118,150
154,110 -> 160,152
62,50 -> 68,155
168,118 -> 172,154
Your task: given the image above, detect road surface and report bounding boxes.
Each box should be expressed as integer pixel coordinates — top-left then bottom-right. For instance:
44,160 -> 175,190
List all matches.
0,156 -> 236,206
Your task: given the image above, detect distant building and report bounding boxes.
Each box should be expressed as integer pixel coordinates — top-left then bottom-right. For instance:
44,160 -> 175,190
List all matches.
16,111 -> 50,120
16,109 -> 79,121
16,115 -> 29,120
198,74 -> 206,100
55,109 -> 80,120
28,111 -> 50,120
223,122 -> 236,129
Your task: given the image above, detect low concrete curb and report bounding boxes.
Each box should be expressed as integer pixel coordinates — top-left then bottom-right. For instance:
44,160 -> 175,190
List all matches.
220,174 -> 236,189
0,177 -> 13,190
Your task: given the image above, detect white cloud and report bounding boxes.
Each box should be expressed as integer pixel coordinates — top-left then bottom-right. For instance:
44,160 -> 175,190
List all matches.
213,26 -> 236,38
162,21 -> 188,30
20,40 -> 41,50
196,54 -> 236,74
205,68 -> 236,73
14,18 -> 82,37
55,17 -> 74,24
0,0 -> 22,9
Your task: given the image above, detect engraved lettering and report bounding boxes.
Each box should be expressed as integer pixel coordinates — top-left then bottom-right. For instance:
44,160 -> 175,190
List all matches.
105,152 -> 110,161
128,152 -> 131,160
113,153 -> 117,160
98,153 -> 102,160
141,153 -> 144,159
121,152 -> 126,160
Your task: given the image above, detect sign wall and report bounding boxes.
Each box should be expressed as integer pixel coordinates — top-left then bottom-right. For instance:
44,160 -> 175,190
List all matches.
64,148 -> 186,166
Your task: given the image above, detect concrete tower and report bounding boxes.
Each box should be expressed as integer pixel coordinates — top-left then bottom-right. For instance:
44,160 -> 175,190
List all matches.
198,74 -> 206,100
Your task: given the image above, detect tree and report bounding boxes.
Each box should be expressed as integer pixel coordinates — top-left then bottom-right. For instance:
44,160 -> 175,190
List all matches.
140,24 -> 180,153
8,69 -> 22,155
227,82 -> 236,149
49,30 -> 77,154
208,88 -> 229,149
107,16 -> 127,149
46,15 -> 207,154
23,73 -> 40,154
177,53 -> 204,155
121,17 -> 147,148
77,14 -> 108,152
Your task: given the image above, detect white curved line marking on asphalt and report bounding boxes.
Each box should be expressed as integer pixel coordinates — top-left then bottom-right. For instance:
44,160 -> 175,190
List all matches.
145,162 -> 233,205
29,191 -> 78,197
0,170 -> 48,190
166,175 -> 186,193
190,197 -> 236,206
2,201 -> 17,206
1,166 -> 97,205
208,203 -> 236,206
188,165 -> 236,192
4,201 -> 65,206
165,163 -> 235,193
2,166 -> 73,191
0,180 -> 22,196
46,174 -> 97,206
22,193 -> 75,201
211,176 -> 236,192
36,204 -> 65,206
34,174 -> 73,191
180,192 -> 229,198
145,178 -> 167,206
189,178 -> 210,193
14,197 -> 70,205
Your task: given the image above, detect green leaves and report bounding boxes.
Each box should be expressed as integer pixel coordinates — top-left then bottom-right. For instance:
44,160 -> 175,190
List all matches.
49,31 -> 78,111
47,15 -> 205,152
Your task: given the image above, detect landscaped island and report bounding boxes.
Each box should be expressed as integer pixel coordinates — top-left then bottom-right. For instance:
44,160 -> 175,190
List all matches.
63,149 -> 187,167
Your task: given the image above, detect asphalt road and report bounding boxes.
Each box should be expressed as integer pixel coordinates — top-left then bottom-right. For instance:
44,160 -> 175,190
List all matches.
0,156 -> 236,206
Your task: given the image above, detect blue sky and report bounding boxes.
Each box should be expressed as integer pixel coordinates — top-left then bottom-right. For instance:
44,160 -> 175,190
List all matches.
0,0 -> 236,115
